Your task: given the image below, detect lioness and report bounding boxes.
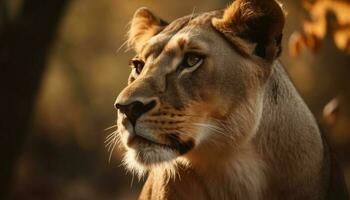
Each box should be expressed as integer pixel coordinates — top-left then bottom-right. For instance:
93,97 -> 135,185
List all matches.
113,0 -> 348,199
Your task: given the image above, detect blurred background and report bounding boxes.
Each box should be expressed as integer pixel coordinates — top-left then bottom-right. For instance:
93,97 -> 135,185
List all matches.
1,0 -> 349,199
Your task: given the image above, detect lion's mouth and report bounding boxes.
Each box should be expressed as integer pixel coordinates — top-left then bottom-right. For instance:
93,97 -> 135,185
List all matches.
127,131 -> 194,155
129,133 -> 173,149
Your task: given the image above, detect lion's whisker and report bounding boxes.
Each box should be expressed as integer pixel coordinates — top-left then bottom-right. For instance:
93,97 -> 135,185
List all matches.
105,131 -> 118,145
107,135 -> 118,151
108,137 -> 118,163
106,139 -> 115,151
116,39 -> 129,54
192,122 -> 234,140
105,124 -> 118,131
105,136 -> 115,144
105,131 -> 118,141
189,7 -> 196,22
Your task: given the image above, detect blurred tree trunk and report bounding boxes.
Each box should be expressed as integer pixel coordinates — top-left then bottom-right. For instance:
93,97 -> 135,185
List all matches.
0,0 -> 69,198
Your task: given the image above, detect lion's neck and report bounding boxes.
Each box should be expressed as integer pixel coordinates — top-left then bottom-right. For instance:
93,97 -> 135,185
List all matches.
190,145 -> 266,200
140,144 -> 266,200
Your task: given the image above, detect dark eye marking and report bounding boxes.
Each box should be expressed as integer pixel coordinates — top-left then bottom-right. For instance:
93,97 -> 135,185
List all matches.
130,58 -> 145,74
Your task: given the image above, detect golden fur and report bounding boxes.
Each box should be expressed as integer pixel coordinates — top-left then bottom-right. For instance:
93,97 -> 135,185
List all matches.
113,0 -> 348,199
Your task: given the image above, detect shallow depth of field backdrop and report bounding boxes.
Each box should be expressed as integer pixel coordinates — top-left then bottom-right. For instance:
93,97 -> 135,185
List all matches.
1,0 -> 350,199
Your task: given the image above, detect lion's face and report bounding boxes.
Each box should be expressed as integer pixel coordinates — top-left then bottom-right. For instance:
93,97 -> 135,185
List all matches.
115,2 -> 284,173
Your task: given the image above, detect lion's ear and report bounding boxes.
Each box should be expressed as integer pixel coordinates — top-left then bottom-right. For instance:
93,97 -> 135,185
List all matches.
128,7 -> 168,52
212,0 -> 285,61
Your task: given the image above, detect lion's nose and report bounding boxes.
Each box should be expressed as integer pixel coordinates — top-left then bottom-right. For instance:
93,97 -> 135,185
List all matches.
115,100 -> 156,125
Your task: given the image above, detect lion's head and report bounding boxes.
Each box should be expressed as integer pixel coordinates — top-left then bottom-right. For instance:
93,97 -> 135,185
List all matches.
114,0 -> 285,176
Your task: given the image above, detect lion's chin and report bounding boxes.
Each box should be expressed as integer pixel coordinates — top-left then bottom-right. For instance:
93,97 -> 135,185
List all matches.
122,148 -> 179,178
119,129 -> 195,177
131,145 -> 178,165
122,131 -> 179,164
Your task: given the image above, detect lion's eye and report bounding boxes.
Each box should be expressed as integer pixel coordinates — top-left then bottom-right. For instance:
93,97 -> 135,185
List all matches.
131,59 -> 145,74
184,53 -> 204,68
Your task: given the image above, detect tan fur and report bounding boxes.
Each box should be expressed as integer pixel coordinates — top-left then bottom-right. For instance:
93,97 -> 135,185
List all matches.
212,0 -> 285,61
113,1 -> 347,199
128,7 -> 168,52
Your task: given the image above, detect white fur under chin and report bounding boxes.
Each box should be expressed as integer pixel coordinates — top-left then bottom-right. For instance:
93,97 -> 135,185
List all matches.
122,147 -> 179,180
